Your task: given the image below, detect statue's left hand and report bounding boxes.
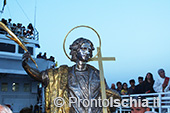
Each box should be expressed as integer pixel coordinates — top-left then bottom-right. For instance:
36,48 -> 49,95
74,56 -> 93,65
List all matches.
22,52 -> 31,62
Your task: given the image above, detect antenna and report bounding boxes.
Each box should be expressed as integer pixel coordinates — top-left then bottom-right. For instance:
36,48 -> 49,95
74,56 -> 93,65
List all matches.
34,0 -> 37,38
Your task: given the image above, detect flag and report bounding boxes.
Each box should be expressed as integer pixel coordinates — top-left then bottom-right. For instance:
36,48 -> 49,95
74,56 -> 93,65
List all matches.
4,0 -> 6,6
1,0 -> 6,12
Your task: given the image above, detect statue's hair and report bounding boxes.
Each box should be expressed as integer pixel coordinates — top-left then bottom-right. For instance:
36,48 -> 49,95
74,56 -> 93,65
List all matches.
69,38 -> 95,62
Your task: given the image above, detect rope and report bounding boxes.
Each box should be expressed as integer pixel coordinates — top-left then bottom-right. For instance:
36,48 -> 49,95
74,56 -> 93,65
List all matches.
7,5 -> 12,18
15,0 -> 32,23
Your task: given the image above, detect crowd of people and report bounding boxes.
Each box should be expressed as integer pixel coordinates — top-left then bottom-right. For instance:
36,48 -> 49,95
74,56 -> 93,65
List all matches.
36,52 -> 55,62
111,68 -> 170,96
0,18 -> 35,39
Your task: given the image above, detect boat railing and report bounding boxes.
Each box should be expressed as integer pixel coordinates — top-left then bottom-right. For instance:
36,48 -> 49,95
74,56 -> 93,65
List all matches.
116,92 -> 170,113
33,28 -> 39,40
0,25 -> 39,41
0,28 -> 7,34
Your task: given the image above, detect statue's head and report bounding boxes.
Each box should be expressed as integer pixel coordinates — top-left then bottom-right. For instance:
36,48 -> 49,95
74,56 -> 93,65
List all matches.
69,38 -> 95,62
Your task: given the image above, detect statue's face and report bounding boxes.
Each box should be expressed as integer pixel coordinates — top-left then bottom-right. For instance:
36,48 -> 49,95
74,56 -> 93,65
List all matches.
77,42 -> 92,62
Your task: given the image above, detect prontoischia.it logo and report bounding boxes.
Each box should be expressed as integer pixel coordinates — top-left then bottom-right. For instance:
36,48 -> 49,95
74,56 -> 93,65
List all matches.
54,97 -> 160,108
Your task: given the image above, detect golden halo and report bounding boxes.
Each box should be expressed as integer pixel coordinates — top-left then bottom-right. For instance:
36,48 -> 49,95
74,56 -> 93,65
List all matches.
63,25 -> 101,61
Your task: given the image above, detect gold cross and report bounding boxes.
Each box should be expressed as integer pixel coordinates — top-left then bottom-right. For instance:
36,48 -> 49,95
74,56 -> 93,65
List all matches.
90,47 -> 116,113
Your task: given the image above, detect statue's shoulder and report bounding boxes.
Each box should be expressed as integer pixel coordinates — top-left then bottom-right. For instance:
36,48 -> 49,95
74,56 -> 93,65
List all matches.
58,65 -> 69,69
46,65 -> 69,73
87,64 -> 99,72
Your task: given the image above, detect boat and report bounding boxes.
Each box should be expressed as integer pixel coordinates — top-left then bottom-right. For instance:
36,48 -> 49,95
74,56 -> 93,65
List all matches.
0,1 -> 54,113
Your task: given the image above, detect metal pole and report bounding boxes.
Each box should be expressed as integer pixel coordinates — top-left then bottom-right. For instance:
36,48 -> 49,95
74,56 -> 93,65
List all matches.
119,105 -> 122,113
42,86 -> 45,113
158,93 -> 161,113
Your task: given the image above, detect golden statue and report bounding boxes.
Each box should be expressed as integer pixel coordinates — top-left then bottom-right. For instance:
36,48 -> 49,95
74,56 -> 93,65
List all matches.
22,37 -> 120,113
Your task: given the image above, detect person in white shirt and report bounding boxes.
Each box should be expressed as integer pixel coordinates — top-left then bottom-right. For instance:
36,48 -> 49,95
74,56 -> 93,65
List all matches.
153,69 -> 170,113
0,104 -> 13,113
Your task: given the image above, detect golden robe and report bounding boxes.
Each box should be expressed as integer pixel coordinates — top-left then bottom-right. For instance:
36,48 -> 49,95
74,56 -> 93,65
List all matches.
45,65 -> 120,113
